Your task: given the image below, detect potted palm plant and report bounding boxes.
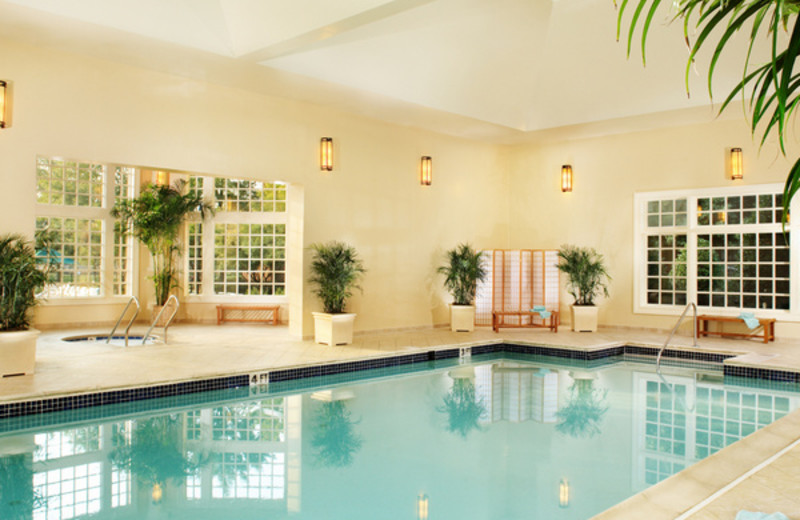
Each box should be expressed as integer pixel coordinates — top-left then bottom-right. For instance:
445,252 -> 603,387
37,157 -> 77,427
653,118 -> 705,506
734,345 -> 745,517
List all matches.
557,245 -> 611,332
112,180 -> 212,312
308,241 -> 366,346
0,234 -> 49,377
438,243 -> 487,332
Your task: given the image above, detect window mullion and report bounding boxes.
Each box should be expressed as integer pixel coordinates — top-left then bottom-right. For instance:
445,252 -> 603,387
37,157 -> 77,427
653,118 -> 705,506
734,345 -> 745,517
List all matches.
687,195 -> 698,308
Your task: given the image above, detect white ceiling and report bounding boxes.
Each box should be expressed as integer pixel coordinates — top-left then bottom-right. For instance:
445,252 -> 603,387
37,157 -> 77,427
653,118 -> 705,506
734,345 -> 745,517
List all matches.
0,0 -> 763,142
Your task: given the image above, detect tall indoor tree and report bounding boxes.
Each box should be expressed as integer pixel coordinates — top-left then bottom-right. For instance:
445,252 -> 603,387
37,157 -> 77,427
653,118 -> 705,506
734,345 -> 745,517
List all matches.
617,0 -> 800,217
112,180 -> 213,306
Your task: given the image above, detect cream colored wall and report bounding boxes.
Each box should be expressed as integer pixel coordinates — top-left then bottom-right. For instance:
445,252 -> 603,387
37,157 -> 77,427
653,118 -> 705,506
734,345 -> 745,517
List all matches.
506,117 -> 800,337
0,38 -> 510,337
8,36 -> 798,340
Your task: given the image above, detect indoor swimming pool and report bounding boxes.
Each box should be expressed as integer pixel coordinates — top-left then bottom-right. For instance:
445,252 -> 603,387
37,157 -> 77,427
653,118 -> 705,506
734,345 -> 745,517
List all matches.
0,353 -> 797,520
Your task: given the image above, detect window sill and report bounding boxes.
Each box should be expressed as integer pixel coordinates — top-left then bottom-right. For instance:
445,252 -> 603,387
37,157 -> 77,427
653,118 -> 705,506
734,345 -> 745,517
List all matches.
182,295 -> 289,305
39,296 -> 137,307
634,305 -> 799,322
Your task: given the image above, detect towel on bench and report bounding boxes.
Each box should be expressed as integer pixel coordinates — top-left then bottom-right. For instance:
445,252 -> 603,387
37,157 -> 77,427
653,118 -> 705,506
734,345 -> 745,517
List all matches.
531,305 -> 551,319
738,312 -> 760,330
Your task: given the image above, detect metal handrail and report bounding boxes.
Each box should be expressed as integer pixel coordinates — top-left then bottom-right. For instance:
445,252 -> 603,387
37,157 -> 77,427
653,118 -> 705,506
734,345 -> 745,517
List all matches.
142,294 -> 179,345
656,302 -> 698,369
107,296 -> 140,347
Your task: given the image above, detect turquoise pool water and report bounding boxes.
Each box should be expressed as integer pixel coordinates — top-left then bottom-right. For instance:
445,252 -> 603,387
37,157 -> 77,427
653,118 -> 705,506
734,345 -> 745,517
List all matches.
0,354 -> 798,520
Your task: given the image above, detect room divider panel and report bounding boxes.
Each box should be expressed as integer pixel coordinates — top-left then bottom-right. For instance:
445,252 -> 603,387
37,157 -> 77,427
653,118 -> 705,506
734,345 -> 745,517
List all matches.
475,250 -> 560,327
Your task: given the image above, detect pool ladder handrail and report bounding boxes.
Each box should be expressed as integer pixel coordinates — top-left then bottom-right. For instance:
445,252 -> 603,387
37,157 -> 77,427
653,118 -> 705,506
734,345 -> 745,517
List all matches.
142,294 -> 179,345
107,296 -> 140,347
656,301 -> 698,369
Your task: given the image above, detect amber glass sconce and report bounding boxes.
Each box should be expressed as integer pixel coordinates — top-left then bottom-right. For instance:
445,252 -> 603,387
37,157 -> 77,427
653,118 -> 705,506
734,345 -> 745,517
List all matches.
320,137 -> 333,171
420,156 -> 432,186
730,148 -> 743,180
0,80 -> 7,129
561,165 -> 573,192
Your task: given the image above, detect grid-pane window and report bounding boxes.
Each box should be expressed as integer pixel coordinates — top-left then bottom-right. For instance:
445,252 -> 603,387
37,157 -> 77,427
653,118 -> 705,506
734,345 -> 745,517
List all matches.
647,198 -> 687,228
36,156 -> 137,300
211,452 -> 285,500
188,175 -> 204,199
113,228 -> 131,296
696,232 -> 790,310
646,234 -> 687,306
187,223 -> 203,295
697,193 -> 786,226
637,185 -> 792,314
33,463 -> 102,520
34,216 -> 104,298
36,157 -> 104,208
185,176 -> 288,300
213,178 -> 287,213
213,224 -> 286,296
112,167 -> 134,296
211,399 -> 286,442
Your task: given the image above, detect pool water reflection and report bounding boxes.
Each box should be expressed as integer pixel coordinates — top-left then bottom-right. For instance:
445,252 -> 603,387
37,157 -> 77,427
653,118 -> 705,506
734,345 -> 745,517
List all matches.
0,355 -> 797,520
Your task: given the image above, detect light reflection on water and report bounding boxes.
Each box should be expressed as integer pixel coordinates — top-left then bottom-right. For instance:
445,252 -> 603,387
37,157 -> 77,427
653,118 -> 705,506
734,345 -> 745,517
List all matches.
0,357 -> 798,520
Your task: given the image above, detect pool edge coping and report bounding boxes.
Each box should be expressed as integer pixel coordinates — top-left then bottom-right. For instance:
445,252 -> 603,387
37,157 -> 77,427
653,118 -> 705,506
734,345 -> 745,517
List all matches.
1,339 -> 793,419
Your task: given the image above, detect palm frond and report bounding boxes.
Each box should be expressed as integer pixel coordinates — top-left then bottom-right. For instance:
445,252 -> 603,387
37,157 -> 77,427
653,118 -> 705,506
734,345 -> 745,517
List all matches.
0,234 -> 49,331
556,245 -> 611,306
437,243 -> 488,306
112,181 -> 213,305
617,0 -> 800,221
308,241 -> 366,314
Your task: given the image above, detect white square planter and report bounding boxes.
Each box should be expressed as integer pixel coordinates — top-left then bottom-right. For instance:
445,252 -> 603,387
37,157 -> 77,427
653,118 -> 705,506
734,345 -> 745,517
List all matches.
571,306 -> 599,332
450,305 -> 476,332
313,312 -> 356,346
0,329 -> 40,377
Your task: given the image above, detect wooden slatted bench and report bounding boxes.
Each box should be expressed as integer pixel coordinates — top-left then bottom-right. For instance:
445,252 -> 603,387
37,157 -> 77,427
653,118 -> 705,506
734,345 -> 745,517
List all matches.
697,314 -> 776,343
216,304 -> 280,325
492,311 -> 559,333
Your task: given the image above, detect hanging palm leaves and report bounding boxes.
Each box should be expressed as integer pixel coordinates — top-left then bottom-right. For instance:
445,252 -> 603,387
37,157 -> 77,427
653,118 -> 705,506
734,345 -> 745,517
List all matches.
617,0 -> 800,218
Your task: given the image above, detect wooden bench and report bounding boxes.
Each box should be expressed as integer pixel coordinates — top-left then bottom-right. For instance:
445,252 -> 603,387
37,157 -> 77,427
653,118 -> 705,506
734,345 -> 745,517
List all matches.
216,304 -> 280,325
697,314 -> 776,343
492,311 -> 559,333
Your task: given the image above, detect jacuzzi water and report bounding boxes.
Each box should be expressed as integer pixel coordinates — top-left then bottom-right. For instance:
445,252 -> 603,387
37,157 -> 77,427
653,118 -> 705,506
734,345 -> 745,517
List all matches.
0,353 -> 797,520
62,334 -> 158,347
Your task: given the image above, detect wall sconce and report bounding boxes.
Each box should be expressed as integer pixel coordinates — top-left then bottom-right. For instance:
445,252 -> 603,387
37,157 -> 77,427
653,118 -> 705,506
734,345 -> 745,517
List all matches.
320,137 -> 333,171
154,171 -> 170,186
0,80 -> 7,129
559,478 -> 570,508
420,156 -> 432,186
730,147 -> 743,180
416,493 -> 429,520
561,165 -> 573,192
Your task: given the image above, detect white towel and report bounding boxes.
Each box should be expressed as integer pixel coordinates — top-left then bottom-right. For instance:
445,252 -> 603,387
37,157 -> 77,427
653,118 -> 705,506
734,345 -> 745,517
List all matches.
735,512 -> 790,520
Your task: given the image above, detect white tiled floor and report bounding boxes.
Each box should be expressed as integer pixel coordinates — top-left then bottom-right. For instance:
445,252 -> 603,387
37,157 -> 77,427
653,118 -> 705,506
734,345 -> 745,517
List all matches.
3,323 -> 800,519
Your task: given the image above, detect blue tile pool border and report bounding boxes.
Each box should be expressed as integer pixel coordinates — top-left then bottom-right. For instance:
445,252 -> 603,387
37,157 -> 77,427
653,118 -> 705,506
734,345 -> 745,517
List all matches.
0,341 -> 794,420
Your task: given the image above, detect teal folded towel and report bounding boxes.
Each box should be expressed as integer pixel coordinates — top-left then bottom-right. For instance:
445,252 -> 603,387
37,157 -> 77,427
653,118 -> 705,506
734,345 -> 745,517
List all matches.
531,306 -> 551,319
735,512 -> 790,520
738,312 -> 760,330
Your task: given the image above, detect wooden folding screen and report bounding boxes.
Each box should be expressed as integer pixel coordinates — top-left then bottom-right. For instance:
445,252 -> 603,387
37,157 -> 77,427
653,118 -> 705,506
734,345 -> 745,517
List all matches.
474,250 -> 560,327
